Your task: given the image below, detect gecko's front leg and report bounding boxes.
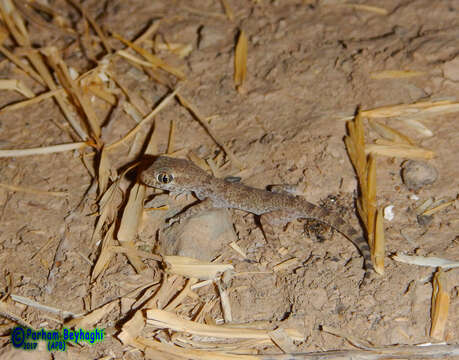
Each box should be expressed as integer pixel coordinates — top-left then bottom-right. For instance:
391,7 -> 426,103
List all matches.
167,197 -> 216,226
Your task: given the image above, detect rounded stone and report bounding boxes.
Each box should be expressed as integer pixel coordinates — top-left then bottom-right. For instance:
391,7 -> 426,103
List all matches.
401,160 -> 438,190
161,209 -> 237,261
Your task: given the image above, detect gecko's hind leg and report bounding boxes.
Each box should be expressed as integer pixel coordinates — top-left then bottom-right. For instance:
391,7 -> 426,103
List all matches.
259,209 -> 298,251
267,184 -> 302,196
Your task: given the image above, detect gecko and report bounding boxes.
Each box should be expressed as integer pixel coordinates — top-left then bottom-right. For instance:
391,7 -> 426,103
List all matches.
140,156 -> 373,281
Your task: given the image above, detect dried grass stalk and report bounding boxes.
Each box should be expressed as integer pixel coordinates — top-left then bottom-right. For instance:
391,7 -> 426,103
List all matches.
103,87 -> 178,153
234,30 -> 247,90
361,100 -> 459,119
229,241 -> 247,258
366,154 -> 377,248
114,33 -> 185,79
90,180 -> 122,246
0,79 -> 34,97
0,142 -> 87,157
146,308 -> 303,341
373,208 -> 385,274
65,301 -> 117,329
0,88 -> 63,112
87,84 -> 117,105
366,142 -> 434,159
0,300 -> 36,330
273,258 -> 299,272
422,199 -> 455,216
0,0 -> 88,139
164,278 -> 198,312
140,337 -> 259,360
167,119 -> 175,154
0,182 -> 67,196
164,256 -> 234,280
402,118 -> 433,136
66,0 -> 111,53
117,49 -> 154,68
345,110 -> 381,272
269,328 -> 297,353
369,119 -> 414,145
217,279 -> 232,322
118,182 -> 145,243
430,269 -> 450,340
221,0 -> 234,21
91,223 -> 115,281
370,70 -> 424,79
10,294 -> 77,318
43,46 -> 101,139
109,245 -> 161,261
97,146 -> 110,195
340,4 -> 388,15
117,183 -> 147,273
0,44 -> 44,85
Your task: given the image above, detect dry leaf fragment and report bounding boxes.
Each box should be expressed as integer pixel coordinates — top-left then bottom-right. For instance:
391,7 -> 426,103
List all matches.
118,183 -> 146,243
91,223 -> 115,281
117,183 -> 147,273
392,254 -> 459,269
373,208 -> 385,275
234,30 -> 247,90
430,269 -> 450,340
118,310 -> 145,345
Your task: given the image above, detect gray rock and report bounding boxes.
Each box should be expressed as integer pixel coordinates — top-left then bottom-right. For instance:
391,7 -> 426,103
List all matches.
161,208 -> 237,261
401,160 -> 438,190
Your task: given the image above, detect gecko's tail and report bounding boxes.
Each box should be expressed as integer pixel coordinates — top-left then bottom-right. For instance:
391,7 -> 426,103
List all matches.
300,202 -> 374,286
332,223 -> 374,288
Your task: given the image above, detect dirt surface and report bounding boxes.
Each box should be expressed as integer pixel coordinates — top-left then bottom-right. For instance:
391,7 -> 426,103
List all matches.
0,0 -> 458,359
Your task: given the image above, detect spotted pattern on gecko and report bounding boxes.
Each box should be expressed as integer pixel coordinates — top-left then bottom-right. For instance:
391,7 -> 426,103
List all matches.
140,156 -> 373,283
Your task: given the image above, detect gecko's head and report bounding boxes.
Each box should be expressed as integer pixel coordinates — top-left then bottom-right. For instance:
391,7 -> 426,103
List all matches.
139,156 -> 209,193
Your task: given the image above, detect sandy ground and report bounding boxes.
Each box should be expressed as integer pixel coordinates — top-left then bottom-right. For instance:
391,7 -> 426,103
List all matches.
0,0 -> 458,359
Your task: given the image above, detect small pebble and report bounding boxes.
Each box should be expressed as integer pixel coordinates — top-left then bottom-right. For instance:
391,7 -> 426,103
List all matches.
384,205 -> 395,221
401,160 -> 438,190
417,214 -> 433,226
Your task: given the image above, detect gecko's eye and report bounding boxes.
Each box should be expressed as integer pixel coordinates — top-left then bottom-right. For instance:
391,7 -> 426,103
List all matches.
157,172 -> 174,184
